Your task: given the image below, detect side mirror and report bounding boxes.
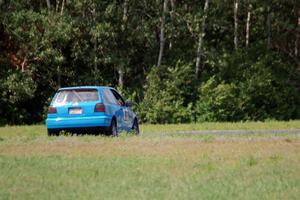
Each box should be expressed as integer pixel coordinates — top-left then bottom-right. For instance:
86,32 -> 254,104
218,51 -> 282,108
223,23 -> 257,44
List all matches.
125,101 -> 132,107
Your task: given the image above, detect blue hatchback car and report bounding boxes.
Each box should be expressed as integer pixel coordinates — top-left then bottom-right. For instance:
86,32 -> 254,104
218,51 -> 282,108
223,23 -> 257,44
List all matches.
46,86 -> 139,136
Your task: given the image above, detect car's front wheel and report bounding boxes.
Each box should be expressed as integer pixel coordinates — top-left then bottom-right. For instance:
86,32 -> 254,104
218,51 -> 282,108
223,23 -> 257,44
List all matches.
132,119 -> 140,135
108,119 -> 118,137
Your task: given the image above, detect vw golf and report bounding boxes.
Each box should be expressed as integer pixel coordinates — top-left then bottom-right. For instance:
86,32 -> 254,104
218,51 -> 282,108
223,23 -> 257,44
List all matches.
46,86 -> 139,136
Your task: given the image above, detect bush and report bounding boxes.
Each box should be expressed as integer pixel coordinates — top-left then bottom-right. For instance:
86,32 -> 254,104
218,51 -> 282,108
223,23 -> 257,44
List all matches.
196,77 -> 241,122
138,62 -> 195,124
195,50 -> 300,122
0,70 -> 37,125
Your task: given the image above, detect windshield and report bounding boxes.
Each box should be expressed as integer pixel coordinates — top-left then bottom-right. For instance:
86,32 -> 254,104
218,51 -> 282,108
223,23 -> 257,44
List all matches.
53,89 -> 99,104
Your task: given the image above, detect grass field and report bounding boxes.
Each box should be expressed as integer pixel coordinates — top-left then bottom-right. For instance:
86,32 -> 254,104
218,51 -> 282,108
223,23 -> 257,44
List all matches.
0,121 -> 300,199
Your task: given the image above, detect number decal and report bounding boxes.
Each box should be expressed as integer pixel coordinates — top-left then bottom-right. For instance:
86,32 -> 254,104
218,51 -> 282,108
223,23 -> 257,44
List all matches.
123,108 -> 129,121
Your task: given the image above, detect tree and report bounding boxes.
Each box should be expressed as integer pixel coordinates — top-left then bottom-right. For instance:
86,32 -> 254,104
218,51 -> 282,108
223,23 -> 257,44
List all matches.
118,0 -> 129,88
0,0 -> 299,125
233,0 -> 239,49
266,1 -> 272,49
157,0 -> 168,67
245,2 -> 251,47
46,0 -> 51,10
195,0 -> 209,80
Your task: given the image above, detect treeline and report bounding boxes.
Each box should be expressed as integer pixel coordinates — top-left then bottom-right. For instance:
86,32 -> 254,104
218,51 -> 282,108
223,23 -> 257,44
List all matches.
0,0 -> 299,125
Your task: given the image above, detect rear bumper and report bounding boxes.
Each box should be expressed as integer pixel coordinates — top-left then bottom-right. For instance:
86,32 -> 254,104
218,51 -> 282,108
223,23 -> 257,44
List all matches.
46,116 -> 112,129
47,126 -> 110,134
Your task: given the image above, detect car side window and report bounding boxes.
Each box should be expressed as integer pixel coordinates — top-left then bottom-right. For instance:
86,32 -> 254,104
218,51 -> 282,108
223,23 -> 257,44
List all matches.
102,89 -> 118,105
111,90 -> 125,106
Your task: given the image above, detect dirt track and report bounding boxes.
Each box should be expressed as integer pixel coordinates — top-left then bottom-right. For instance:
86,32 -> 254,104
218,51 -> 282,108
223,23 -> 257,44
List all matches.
174,129 -> 300,135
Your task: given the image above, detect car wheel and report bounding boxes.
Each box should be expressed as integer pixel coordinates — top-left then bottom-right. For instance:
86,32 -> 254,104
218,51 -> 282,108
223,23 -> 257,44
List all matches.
109,119 -> 118,137
132,119 -> 140,135
47,129 -> 59,136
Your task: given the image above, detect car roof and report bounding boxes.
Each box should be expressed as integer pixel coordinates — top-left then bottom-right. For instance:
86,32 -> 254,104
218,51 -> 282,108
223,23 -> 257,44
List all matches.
58,86 -> 115,91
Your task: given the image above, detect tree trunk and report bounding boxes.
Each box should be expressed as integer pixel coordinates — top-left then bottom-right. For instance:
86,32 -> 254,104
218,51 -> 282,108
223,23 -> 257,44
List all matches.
245,3 -> 251,47
296,33 -> 299,58
57,66 -> 61,88
93,41 -> 98,83
157,0 -> 168,67
56,0 -> 60,13
122,0 -> 128,31
82,0 -> 87,17
266,4 -> 271,49
46,0 -> 51,9
118,0 -> 129,88
118,65 -> 124,88
233,0 -> 238,50
195,0 -> 209,80
169,0 -> 175,50
295,13 -> 299,59
92,6 -> 98,83
60,0 -> 65,15
21,57 -> 27,72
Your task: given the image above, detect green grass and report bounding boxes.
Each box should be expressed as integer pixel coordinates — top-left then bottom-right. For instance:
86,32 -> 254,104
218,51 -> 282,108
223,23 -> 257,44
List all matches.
1,120 -> 300,137
0,121 -> 300,199
141,120 -> 300,134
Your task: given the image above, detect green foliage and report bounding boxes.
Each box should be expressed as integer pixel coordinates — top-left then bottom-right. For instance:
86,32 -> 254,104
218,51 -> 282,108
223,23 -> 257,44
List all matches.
139,62 -> 194,123
196,50 -> 300,122
0,70 -> 37,124
196,77 -> 241,122
2,70 -> 36,103
0,0 -> 299,125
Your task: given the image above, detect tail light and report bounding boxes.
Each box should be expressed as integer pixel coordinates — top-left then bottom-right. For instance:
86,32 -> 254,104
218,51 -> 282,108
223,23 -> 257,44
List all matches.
48,106 -> 57,114
94,103 -> 105,112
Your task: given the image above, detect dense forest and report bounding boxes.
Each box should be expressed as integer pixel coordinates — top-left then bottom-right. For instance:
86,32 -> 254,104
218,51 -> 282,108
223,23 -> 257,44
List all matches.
0,0 -> 299,125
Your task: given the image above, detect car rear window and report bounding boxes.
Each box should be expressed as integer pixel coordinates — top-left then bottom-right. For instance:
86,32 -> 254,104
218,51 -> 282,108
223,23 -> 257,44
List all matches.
53,89 -> 99,104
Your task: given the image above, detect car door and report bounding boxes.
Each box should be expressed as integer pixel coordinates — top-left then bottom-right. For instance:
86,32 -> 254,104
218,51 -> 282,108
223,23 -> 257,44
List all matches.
110,89 -> 131,131
102,89 -> 125,131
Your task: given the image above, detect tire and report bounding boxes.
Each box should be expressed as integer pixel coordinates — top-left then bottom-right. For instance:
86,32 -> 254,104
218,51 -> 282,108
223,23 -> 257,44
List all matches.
47,129 -> 59,136
132,119 -> 140,135
108,119 -> 118,137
